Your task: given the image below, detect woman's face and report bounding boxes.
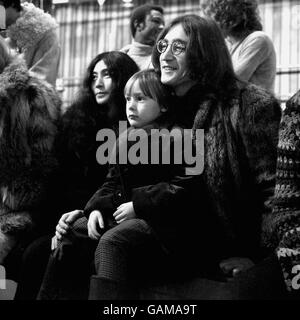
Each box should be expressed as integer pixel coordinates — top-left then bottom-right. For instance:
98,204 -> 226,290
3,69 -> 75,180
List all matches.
91,60 -> 114,105
159,23 -> 193,96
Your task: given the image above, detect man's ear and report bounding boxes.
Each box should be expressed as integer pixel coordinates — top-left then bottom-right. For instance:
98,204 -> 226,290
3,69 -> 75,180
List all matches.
134,19 -> 145,32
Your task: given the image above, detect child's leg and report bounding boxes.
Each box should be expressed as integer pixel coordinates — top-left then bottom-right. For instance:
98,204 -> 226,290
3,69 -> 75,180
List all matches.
89,218 -> 169,300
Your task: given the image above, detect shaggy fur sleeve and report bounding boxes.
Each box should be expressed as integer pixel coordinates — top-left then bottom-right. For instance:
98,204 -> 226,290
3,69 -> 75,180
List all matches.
238,85 -> 281,245
1,78 -> 61,231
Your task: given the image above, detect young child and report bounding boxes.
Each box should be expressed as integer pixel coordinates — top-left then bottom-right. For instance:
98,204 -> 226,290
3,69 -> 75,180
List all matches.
84,69 -> 210,299
83,69 -> 185,237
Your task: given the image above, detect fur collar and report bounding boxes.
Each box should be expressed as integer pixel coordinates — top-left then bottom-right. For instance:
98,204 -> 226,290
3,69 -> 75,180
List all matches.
0,56 -> 29,96
7,2 -> 58,53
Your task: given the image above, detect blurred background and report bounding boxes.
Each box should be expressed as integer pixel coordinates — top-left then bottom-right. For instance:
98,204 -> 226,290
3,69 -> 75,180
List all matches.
30,0 -> 300,109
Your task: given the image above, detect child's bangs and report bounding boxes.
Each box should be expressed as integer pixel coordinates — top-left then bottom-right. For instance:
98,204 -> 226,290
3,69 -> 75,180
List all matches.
124,74 -> 138,97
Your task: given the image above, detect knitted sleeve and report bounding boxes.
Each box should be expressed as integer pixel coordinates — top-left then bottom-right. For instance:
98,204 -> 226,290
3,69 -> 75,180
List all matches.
271,89 -> 300,294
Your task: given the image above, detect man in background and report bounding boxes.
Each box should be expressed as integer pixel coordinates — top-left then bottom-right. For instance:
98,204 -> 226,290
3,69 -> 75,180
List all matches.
1,0 -> 60,86
121,4 -> 164,70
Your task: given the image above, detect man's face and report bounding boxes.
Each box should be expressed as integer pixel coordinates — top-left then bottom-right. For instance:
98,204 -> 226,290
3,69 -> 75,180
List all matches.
139,9 -> 164,46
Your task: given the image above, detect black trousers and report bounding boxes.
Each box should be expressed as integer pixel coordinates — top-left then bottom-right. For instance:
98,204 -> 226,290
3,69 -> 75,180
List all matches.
14,235 -> 53,300
15,217 -> 289,300
35,217 -> 172,300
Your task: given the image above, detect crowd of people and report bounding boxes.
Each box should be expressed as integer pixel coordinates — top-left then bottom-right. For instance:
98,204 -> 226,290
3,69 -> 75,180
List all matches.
0,0 -> 299,300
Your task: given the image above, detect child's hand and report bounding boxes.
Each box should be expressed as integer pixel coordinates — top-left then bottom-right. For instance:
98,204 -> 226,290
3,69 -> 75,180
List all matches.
87,210 -> 105,240
113,202 -> 136,224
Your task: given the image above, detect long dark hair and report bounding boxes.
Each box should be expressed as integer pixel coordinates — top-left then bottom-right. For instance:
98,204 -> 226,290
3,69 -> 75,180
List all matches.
152,15 -> 237,98
77,51 -> 139,122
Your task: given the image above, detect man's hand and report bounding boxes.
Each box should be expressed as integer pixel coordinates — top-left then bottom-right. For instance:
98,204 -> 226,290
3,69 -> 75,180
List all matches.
113,202 -> 136,224
87,210 -> 104,240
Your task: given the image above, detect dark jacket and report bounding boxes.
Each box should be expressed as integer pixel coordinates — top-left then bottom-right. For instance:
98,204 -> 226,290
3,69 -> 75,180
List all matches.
56,98 -> 116,213
84,121 -> 209,254
0,57 -> 61,236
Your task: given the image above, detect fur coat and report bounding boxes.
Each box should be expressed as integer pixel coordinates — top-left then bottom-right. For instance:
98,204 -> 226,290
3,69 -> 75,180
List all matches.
7,2 -> 60,86
191,82 -> 281,262
130,82 -> 281,268
0,56 -> 61,237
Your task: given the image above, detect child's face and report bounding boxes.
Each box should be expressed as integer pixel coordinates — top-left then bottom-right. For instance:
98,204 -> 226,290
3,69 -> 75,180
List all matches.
125,81 -> 164,128
92,60 -> 114,105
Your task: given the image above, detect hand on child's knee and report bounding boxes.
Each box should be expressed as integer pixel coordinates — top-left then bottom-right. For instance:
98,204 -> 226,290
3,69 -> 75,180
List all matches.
55,209 -> 84,240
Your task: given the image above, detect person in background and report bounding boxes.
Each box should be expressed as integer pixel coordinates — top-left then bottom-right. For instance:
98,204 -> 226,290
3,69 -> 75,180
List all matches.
120,3 -> 164,70
0,37 -> 61,275
1,0 -> 60,87
201,0 -> 276,93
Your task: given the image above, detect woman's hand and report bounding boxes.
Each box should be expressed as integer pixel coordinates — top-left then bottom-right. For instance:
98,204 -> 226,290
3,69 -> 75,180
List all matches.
52,209 -> 84,250
113,202 -> 136,224
87,210 -> 105,240
55,209 -> 84,241
219,257 -> 255,277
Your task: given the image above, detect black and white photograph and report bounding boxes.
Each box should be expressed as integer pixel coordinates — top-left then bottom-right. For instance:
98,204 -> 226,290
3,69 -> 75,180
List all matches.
0,0 -> 299,313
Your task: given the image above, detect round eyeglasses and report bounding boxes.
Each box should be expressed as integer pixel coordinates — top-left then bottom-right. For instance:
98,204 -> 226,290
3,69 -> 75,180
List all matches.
156,39 -> 187,56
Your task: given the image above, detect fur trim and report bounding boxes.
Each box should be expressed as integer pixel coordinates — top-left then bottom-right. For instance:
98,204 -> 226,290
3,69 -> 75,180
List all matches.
0,56 -> 61,220
0,56 -> 29,94
0,212 -> 33,235
191,83 -> 281,257
7,2 -> 58,52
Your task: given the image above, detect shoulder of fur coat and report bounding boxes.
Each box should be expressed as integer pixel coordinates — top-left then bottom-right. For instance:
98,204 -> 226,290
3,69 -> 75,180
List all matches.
0,56 -> 61,121
7,2 -> 58,52
239,83 -> 281,121
236,83 -> 281,157
0,57 -> 61,216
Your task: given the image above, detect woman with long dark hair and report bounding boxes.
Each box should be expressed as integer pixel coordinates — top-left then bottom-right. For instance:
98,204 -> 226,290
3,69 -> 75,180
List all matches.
14,51 -> 138,300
